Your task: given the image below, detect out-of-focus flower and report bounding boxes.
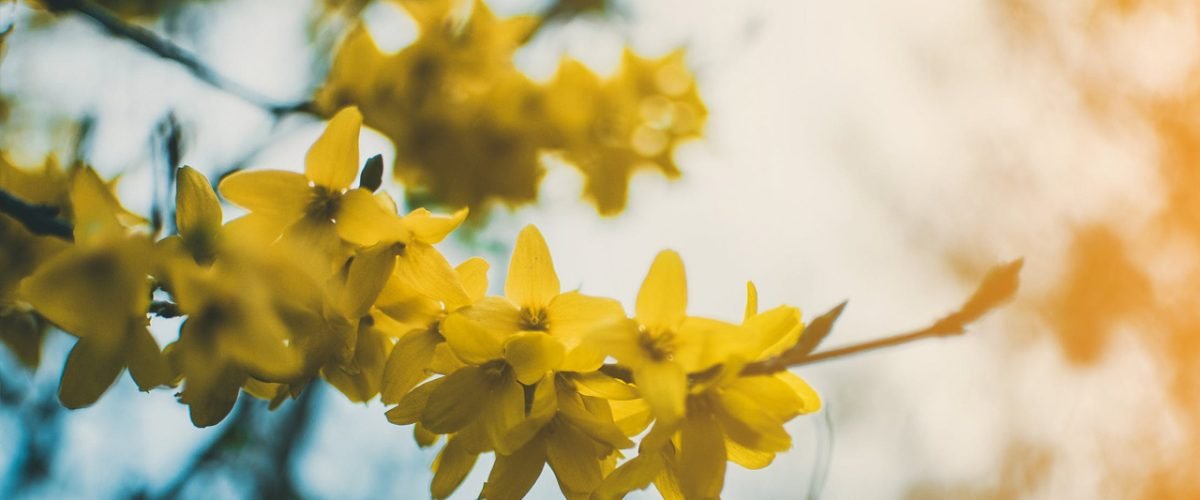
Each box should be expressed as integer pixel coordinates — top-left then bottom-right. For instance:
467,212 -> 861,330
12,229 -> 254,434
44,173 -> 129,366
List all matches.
0,155 -> 70,368
315,0 -> 707,218
19,166 -> 170,408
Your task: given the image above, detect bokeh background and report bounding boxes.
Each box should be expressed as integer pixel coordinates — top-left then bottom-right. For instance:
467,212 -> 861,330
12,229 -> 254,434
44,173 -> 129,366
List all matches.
0,0 -> 1191,498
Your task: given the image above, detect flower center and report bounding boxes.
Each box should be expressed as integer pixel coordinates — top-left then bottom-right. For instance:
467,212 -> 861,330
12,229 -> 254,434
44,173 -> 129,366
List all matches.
306,185 -> 342,221
519,307 -> 548,331
637,327 -> 675,362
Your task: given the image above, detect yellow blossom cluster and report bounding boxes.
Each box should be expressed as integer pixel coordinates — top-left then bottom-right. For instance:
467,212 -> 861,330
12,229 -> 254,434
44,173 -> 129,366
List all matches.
0,108 -> 819,498
315,0 -> 707,217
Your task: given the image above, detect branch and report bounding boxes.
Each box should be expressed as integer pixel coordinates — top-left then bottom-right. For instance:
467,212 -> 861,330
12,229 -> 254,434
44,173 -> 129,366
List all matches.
149,300 -> 182,318
600,259 -> 1024,382
743,258 -> 1024,374
44,0 -> 314,116
0,189 -> 73,240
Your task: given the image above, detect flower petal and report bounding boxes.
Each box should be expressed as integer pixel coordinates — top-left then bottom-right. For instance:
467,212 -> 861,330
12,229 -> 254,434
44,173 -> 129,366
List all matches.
454,257 -> 490,307
503,331 -> 565,385
431,436 -> 479,499
387,377 -> 444,425
633,360 -> 686,426
218,170 -> 310,223
335,188 -> 408,246
483,434 -> 547,500
306,106 -> 362,190
126,325 -> 172,391
422,366 -> 490,434
594,452 -> 664,500
547,291 -> 625,371
58,336 -> 123,409
678,411 -> 727,499
485,373 -> 528,454
505,225 -> 560,309
338,243 -> 397,320
380,328 -> 440,405
672,317 -> 748,372
175,166 -> 222,244
440,297 -> 518,364
546,422 -> 604,496
396,242 -> 470,306
744,281 -> 758,321
405,207 -> 468,244
635,250 -> 687,333
776,371 -> 822,414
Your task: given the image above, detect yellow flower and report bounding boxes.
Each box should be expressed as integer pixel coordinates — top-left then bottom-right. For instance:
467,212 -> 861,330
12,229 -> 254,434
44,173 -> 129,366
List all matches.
591,250 -> 746,426
0,155 -> 70,368
441,224 -> 625,385
378,256 -> 489,404
597,284 -> 822,499
219,106 -> 371,273
19,167 -> 170,408
545,50 -> 707,215
165,254 -> 305,427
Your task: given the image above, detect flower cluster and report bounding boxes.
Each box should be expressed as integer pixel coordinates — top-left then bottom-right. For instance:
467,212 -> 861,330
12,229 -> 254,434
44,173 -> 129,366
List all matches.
0,108 -> 819,498
315,0 -> 707,217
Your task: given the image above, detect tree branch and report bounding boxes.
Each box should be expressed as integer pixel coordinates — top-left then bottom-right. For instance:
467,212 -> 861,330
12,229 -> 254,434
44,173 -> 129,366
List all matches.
44,0 -> 314,117
0,189 -> 73,240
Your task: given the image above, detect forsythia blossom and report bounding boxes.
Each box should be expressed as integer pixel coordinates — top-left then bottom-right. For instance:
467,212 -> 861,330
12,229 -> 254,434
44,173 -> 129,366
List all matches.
0,110 -> 820,498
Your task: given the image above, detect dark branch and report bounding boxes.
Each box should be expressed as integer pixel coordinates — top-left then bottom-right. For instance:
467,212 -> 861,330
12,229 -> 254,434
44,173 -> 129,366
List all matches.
149,301 -> 183,318
45,0 -> 312,117
0,189 -> 73,240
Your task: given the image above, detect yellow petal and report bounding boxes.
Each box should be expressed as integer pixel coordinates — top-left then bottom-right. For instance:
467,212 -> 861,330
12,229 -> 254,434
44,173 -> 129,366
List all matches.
586,318 -> 646,367
440,298 -> 517,364
776,371 -> 822,414
713,387 -> 792,453
306,106 -> 362,190
485,372 -> 528,454
432,436 -> 479,499
633,361 -> 687,426
422,366 -> 490,434
414,423 -> 440,448
338,243 -> 398,320
571,371 -> 639,401
678,411 -> 727,499
218,170 -> 310,223
635,250 -> 687,333
744,305 -> 802,360
594,452 -> 664,500
380,328 -> 440,405
559,389 -> 633,450
503,331 -> 565,385
20,243 -> 149,339
175,166 -> 222,244
69,167 -> 123,241
504,376 -> 558,451
546,423 -> 604,496
609,399 -> 653,437
725,438 -> 775,470
396,242 -> 470,306
547,291 -> 625,371
505,225 -> 560,310
672,317 -> 749,373
744,281 -> 758,321
58,337 -> 123,409
387,377 -> 445,426
483,434 -> 547,500
335,188 -> 408,246
454,257 -> 490,306
405,207 -> 468,244
126,325 -> 172,391
324,323 -> 390,402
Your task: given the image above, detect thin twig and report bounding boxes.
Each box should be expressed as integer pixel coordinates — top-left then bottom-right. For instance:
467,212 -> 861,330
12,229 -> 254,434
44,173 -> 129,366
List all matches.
45,0 -> 313,116
0,189 -> 73,240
